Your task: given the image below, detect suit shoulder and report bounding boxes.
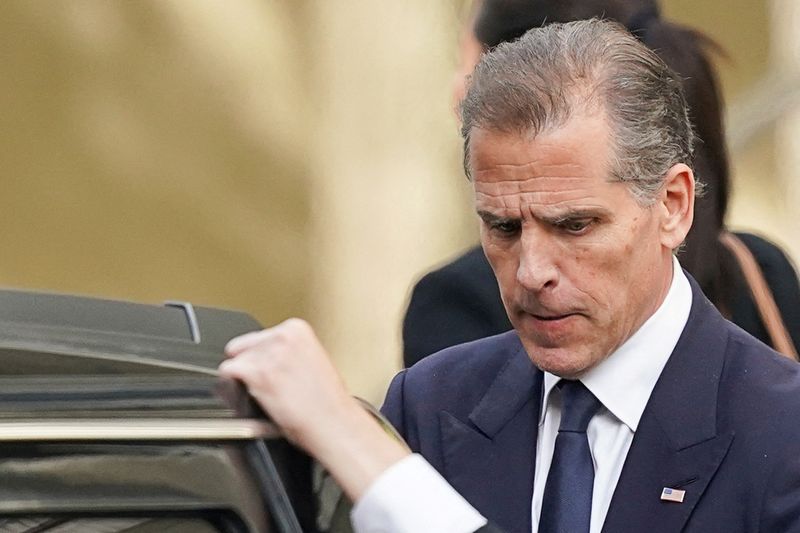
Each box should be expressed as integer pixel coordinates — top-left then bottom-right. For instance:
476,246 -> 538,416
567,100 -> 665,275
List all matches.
403,331 -> 525,400
726,324 -> 800,382
721,325 -> 800,426
409,330 -> 523,372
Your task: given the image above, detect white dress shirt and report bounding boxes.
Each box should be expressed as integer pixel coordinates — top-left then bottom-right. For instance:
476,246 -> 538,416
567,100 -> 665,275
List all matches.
352,258 -> 691,533
351,453 -> 489,533
532,257 -> 691,533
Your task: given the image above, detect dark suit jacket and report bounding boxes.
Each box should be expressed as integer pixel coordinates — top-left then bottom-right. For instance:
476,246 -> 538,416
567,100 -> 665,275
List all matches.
402,246 -> 511,367
402,233 -> 800,367
385,278 -> 800,532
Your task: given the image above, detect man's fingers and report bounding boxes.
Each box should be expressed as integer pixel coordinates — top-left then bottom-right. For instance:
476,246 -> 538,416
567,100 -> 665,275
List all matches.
218,356 -> 247,378
225,318 -> 314,357
219,349 -> 269,382
224,329 -> 273,357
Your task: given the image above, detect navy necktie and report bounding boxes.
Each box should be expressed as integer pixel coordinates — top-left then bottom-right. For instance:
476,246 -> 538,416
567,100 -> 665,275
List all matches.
538,380 -> 602,533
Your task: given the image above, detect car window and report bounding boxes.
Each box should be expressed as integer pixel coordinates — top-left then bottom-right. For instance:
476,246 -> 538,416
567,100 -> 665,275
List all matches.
0,442 -> 269,533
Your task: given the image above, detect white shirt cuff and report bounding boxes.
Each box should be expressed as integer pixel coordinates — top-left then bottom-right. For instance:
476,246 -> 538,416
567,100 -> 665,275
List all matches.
351,453 -> 488,533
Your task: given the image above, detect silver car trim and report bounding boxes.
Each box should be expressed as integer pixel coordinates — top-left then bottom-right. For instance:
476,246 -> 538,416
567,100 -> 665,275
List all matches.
164,301 -> 203,344
0,418 -> 280,441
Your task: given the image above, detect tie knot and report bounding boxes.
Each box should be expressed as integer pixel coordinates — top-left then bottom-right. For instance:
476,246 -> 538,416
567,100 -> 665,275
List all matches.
558,380 -> 601,433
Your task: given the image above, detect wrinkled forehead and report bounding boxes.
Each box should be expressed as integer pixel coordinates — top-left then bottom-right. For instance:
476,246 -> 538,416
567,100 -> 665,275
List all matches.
466,112 -> 633,213
467,111 -> 615,180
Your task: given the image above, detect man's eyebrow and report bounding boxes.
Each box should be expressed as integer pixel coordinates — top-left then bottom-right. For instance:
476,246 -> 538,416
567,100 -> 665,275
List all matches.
477,208 -> 611,224
539,208 -> 610,225
476,210 -> 516,223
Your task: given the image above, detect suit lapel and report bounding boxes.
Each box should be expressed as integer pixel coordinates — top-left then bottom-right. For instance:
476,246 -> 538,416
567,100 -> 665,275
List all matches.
440,344 -> 542,533
602,279 -> 735,533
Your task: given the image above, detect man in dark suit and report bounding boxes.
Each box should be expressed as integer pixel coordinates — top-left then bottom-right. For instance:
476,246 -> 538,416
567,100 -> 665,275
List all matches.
221,19 -> 800,533
382,18 -> 800,533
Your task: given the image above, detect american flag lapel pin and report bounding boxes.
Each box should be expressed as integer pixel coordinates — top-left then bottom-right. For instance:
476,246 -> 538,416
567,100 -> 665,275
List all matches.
660,487 -> 686,503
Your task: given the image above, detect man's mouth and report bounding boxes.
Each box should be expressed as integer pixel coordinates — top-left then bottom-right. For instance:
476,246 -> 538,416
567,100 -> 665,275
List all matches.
528,311 -> 580,321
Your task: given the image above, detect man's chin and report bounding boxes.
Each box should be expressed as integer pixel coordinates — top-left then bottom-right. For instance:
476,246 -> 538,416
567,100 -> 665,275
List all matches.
521,343 -> 595,379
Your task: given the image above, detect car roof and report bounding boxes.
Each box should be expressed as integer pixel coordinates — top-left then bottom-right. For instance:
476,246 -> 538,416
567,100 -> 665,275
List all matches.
0,289 -> 266,420
0,288 -> 262,375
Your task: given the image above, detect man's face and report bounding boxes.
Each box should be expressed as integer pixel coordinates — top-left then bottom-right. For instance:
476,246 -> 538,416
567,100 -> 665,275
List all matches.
471,112 -> 676,378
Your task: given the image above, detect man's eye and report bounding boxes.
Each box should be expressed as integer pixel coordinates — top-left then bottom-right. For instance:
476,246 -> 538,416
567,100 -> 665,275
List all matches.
559,219 -> 593,234
489,220 -> 520,235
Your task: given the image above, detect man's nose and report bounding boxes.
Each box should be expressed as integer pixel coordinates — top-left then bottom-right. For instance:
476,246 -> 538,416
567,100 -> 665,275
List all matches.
516,231 -> 559,292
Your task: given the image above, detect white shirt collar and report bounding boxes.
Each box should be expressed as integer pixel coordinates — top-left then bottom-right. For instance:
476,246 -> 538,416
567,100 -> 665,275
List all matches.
540,256 -> 692,431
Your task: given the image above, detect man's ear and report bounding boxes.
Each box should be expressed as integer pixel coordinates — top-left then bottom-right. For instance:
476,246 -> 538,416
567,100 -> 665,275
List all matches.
658,163 -> 695,250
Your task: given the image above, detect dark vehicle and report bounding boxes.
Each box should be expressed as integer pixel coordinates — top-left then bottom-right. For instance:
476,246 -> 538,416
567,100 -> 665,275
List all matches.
0,290 -> 358,533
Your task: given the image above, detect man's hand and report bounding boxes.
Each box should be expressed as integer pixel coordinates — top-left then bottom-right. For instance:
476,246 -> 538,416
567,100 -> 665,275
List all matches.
220,318 -> 352,448
219,318 -> 409,501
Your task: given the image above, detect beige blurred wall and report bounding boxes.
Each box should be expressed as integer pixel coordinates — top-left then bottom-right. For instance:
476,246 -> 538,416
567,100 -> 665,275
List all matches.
1,1 -> 796,403
0,1 -> 470,401
0,0 -> 313,322
305,2 -> 475,400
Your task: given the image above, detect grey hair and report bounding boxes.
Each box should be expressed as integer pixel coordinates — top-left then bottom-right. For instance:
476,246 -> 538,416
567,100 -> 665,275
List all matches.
460,18 -> 697,205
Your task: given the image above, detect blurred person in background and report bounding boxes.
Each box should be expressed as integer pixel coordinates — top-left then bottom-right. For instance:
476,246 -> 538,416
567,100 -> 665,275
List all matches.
402,0 -> 800,367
